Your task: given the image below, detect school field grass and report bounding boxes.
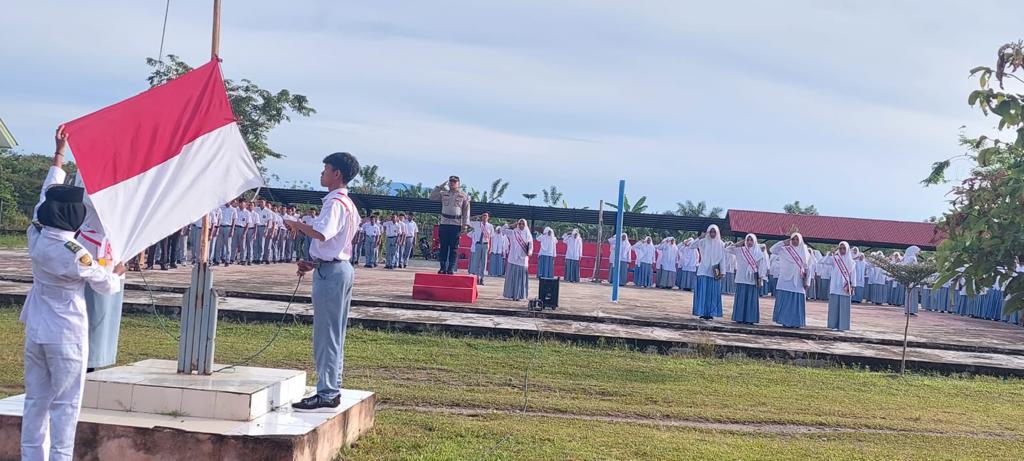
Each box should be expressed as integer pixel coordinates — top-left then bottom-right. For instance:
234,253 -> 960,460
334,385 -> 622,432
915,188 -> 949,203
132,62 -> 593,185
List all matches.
1,306 -> 1022,460
0,233 -> 26,249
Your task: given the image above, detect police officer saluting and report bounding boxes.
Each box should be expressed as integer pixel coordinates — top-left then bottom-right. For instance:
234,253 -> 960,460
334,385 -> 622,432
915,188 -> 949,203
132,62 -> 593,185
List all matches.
429,175 -> 470,274
21,126 -> 126,460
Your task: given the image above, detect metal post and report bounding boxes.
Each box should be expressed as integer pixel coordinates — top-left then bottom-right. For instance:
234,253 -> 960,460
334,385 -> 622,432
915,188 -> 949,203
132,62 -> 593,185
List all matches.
591,200 -> 604,282
611,180 -> 625,302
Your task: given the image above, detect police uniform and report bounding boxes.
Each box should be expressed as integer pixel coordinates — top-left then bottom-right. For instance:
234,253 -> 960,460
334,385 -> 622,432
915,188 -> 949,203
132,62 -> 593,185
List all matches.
429,179 -> 470,274
22,186 -> 122,461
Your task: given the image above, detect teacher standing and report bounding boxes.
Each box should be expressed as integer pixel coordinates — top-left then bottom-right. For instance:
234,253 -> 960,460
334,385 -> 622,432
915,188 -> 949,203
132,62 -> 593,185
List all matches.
430,175 -> 470,274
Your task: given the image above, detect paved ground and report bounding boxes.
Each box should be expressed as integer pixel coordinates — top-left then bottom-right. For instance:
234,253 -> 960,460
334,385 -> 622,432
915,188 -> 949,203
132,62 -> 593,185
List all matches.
2,249 -> 1023,375
4,251 -> 1018,351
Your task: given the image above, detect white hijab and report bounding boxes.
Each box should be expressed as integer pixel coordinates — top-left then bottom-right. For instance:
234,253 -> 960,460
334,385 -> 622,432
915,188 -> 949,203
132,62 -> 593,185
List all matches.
738,233 -> 765,260
697,224 -> 726,267
901,246 -> 920,264
834,241 -> 856,281
778,233 -> 809,283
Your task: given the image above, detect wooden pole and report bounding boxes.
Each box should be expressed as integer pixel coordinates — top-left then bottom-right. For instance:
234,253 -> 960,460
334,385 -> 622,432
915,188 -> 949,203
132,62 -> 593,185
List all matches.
211,0 -> 221,58
179,0 -> 222,375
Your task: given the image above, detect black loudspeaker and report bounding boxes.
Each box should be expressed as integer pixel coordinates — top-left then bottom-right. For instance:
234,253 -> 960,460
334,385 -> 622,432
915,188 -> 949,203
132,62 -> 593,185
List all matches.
538,277 -> 559,309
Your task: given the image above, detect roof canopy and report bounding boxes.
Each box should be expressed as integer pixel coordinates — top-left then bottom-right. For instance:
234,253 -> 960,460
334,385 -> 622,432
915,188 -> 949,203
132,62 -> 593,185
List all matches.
727,209 -> 943,250
261,188 -> 941,250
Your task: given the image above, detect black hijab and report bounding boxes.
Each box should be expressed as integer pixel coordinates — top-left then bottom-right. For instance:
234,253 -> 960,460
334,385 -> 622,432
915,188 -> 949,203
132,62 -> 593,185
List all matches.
37,185 -> 87,232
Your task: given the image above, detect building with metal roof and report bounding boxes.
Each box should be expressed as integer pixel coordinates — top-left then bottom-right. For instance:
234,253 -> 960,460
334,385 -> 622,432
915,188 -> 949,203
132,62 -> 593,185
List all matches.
260,188 -> 941,250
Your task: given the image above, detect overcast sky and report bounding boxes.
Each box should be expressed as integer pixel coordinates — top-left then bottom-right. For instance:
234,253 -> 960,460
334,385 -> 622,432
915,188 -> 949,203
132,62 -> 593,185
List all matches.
3,1 -> 1020,220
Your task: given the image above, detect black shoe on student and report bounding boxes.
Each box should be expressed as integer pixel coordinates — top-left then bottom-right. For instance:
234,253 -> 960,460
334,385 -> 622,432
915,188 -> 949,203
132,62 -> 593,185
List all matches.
160,264 -> 168,271
291,394 -> 340,411
169,264 -> 178,269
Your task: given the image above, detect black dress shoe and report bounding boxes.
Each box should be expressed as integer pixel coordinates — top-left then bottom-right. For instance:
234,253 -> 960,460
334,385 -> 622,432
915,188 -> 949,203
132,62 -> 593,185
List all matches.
291,394 -> 340,411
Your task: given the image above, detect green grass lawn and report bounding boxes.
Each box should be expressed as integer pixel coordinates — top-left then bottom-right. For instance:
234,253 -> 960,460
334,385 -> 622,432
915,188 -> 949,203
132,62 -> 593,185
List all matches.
0,233 -> 27,249
1,306 -> 1022,460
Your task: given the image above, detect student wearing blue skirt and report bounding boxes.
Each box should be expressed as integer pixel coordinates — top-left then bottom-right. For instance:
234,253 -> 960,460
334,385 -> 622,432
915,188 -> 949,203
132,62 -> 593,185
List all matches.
536,227 -> 558,279
503,219 -> 534,301
633,236 -> 655,287
851,247 -> 866,303
770,233 -> 813,328
820,242 -> 856,331
899,246 -> 922,315
488,227 -> 508,277
677,238 -> 700,291
656,237 -> 678,288
727,234 -> 768,324
690,225 -> 727,320
561,229 -> 583,283
608,233 -> 632,286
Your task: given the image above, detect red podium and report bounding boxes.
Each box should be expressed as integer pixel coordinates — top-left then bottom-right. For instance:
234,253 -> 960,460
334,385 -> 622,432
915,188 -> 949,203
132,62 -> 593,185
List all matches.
412,273 -> 479,303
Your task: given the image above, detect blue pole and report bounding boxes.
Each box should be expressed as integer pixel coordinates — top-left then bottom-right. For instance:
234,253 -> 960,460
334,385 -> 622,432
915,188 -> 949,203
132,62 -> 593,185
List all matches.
612,180 -> 625,302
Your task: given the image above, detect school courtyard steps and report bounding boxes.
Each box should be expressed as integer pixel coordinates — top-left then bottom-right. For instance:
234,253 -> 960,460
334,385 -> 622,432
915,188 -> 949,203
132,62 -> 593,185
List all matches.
1,276 -> 1023,377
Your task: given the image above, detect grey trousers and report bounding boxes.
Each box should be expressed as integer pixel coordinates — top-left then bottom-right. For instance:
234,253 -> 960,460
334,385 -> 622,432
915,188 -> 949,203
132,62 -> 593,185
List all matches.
402,236 -> 415,265
386,236 -> 399,267
215,226 -> 232,263
469,243 -> 488,283
312,261 -> 354,399
254,226 -> 266,262
363,238 -> 378,266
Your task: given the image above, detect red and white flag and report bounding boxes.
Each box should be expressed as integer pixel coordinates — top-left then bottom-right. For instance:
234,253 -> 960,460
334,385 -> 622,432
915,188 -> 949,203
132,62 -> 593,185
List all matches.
64,59 -> 263,261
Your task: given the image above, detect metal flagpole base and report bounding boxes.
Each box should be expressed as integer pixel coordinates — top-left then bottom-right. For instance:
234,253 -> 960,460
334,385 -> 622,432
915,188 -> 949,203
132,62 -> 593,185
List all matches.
178,262 -> 218,375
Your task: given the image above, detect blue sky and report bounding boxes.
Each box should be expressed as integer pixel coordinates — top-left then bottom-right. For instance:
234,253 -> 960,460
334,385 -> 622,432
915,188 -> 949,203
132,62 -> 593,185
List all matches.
2,0 -> 1020,220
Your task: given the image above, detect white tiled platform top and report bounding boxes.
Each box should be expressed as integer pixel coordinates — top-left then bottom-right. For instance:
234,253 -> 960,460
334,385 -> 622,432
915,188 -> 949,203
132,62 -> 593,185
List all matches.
81,359 -> 307,421
87,359 -> 303,394
0,389 -> 375,437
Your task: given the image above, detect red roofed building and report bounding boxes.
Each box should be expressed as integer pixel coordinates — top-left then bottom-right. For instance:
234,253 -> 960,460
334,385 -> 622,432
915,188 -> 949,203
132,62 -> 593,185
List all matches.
726,210 -> 945,250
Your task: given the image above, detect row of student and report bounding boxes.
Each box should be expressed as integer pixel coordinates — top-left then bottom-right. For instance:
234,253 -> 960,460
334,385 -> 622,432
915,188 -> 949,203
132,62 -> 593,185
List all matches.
351,213 -> 420,269
920,264 -> 1023,325
129,198 -> 321,269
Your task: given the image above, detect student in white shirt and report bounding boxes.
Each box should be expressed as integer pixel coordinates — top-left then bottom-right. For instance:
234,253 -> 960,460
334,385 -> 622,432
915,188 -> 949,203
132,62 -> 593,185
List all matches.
284,152 -> 361,411
561,229 -> 583,283
537,227 -> 558,279
656,237 -> 678,289
361,216 -> 382,268
401,213 -> 418,268
21,132 -> 126,458
726,234 -> 768,324
632,236 -> 655,288
770,233 -> 814,328
467,213 -> 495,284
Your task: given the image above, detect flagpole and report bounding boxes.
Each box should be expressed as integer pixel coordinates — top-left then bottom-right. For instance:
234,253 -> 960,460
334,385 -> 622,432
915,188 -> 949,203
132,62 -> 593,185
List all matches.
179,0 -> 222,375
196,0 -> 220,265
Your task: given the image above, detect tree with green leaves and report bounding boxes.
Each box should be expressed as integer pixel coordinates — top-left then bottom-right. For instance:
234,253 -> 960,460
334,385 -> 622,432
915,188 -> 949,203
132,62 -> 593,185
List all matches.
783,200 -> 818,215
350,164 -> 393,195
673,200 -> 723,218
146,55 -> 315,171
922,41 -> 1024,314
522,193 -> 537,206
397,183 -> 431,198
0,150 -> 78,229
606,195 -> 648,213
480,178 -> 510,203
541,186 -> 564,207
